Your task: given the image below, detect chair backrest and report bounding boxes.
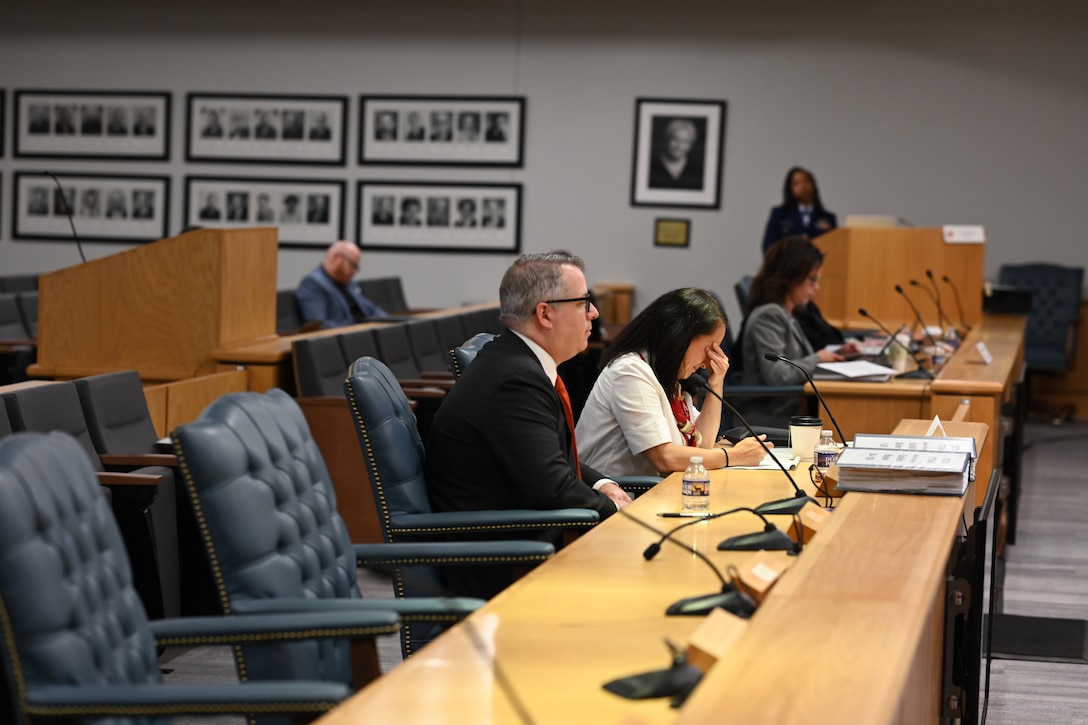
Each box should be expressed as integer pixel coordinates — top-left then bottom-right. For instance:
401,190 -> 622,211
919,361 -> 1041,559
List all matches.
0,432 -> 165,723
343,356 -> 431,539
74,370 -> 160,454
734,275 -> 754,319
0,402 -> 13,440
293,335 -> 349,397
462,306 -> 502,336
15,292 -> 38,339
406,320 -> 448,374
172,388 -> 360,688
0,293 -> 28,339
356,276 -> 409,314
373,324 -> 422,379
997,263 -> 1084,370
0,274 -> 38,293
2,382 -> 104,471
449,332 -> 496,379
433,314 -> 468,354
276,288 -> 302,334
338,327 -> 381,366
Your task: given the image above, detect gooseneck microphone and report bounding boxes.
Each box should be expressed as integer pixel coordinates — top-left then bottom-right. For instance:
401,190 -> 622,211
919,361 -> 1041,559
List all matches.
909,279 -> 949,331
941,275 -> 973,332
42,172 -> 87,264
925,269 -> 951,331
858,307 -> 933,380
762,352 -> 846,445
692,377 -> 817,516
617,507 -> 757,618
645,506 -> 798,560
894,284 -> 938,347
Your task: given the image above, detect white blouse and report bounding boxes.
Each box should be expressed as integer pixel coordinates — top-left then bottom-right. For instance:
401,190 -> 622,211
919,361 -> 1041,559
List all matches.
576,352 -> 698,477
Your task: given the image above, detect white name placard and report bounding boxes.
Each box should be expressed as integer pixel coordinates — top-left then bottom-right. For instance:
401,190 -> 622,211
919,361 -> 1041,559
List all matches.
943,225 -> 986,244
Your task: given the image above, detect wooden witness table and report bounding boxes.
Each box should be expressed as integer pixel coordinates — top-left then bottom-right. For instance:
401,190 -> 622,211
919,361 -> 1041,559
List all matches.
315,418 -> 987,725
811,314 -> 1024,506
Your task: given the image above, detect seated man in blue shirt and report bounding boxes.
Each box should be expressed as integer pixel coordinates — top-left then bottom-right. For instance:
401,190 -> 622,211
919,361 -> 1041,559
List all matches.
295,241 -> 387,329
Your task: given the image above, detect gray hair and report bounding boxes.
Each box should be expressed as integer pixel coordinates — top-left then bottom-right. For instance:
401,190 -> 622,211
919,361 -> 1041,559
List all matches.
498,252 -> 585,327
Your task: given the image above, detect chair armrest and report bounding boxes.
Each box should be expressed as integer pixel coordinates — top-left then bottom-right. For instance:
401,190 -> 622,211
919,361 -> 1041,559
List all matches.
399,385 -> 447,399
99,452 -> 178,467
613,475 -> 662,495
398,377 -> 455,391
353,540 -> 554,567
25,682 -> 351,719
389,508 -> 599,537
230,596 -> 483,625
96,471 -> 162,486
149,610 -> 400,647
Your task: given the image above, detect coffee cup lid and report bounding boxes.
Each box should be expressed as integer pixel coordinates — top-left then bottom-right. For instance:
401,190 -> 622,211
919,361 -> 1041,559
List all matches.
789,415 -> 822,426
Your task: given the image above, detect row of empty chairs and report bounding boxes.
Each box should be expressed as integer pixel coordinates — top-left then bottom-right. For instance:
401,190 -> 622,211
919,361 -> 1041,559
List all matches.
0,273 -> 38,294
0,291 -> 39,385
293,306 -> 502,398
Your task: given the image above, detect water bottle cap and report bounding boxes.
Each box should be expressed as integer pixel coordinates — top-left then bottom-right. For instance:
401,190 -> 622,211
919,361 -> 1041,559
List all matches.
690,456 -> 703,464
822,430 -> 833,436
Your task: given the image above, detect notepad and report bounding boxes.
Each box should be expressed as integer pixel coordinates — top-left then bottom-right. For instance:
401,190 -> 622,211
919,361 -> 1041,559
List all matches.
813,360 -> 897,382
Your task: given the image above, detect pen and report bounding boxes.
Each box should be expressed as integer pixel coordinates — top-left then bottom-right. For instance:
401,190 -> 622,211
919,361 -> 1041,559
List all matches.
657,512 -> 714,518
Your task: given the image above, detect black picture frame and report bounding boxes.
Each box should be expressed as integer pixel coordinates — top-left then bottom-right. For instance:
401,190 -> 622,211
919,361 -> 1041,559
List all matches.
359,95 -> 525,167
654,218 -> 691,248
185,93 -> 348,166
13,90 -> 171,161
357,180 -> 521,254
184,175 -> 346,248
12,171 -> 170,242
1,89 -> 6,157
630,98 -> 726,209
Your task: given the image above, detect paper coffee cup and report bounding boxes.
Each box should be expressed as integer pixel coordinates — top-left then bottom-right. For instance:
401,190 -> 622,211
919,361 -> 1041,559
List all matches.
789,415 -> 822,461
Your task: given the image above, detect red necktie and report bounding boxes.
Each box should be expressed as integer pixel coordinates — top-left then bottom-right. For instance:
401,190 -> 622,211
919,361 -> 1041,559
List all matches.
554,376 -> 580,475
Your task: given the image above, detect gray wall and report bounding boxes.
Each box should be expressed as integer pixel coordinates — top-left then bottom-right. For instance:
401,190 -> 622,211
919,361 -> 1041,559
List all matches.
1,0 -> 1085,325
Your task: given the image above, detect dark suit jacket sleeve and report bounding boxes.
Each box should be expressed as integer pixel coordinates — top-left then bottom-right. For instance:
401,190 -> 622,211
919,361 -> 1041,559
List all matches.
481,366 -> 616,518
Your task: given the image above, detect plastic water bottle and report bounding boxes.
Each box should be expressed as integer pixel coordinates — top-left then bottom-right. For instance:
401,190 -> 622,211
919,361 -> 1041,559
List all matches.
813,430 -> 839,486
681,456 -> 710,511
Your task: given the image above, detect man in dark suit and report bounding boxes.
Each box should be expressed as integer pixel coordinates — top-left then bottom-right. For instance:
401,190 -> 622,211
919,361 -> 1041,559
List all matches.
294,241 -> 387,329
425,252 -> 632,597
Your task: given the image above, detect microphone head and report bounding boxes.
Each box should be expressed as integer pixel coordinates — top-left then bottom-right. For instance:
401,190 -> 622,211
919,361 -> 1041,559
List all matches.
909,279 -> 921,286
926,269 -> 935,279
894,284 -> 904,293
858,307 -> 869,317
643,543 -> 661,561
942,275 -> 951,282
762,352 -> 780,362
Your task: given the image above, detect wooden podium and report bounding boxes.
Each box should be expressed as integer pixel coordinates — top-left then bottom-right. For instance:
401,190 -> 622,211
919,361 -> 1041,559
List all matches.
32,227 -> 278,382
812,227 -> 985,331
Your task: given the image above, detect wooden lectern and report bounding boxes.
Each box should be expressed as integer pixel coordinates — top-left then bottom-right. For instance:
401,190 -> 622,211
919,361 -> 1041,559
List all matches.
31,227 -> 277,382
812,227 -> 985,332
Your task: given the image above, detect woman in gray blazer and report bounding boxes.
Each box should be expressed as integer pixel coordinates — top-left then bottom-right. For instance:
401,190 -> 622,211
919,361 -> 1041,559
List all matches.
735,236 -> 847,427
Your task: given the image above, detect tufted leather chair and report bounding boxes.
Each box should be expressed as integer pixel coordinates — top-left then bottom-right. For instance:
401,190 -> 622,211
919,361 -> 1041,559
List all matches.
173,388 -> 551,661
448,331 -> 495,379
0,430 -> 400,725
2,381 -> 178,621
998,263 -> 1084,423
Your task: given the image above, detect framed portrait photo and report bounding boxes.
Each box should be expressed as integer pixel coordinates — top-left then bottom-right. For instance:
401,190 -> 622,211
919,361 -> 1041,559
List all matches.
359,95 -> 525,167
13,90 -> 171,161
358,181 -> 521,254
630,98 -> 726,209
12,171 -> 170,242
184,176 -> 345,247
186,93 -> 348,165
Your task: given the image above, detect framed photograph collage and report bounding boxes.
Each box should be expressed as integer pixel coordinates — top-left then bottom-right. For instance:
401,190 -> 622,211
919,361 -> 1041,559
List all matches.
2,88 -> 528,252
358,181 -> 521,254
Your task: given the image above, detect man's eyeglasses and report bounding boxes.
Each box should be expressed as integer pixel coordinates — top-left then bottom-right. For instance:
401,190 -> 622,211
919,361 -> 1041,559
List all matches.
339,254 -> 360,271
543,295 -> 593,313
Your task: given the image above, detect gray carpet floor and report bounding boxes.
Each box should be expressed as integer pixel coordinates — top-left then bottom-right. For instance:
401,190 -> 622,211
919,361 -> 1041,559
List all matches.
160,420 -> 1088,724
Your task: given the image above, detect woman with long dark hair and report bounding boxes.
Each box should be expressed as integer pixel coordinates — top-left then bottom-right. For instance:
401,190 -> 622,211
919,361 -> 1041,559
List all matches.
576,288 -> 769,476
736,237 -> 847,427
761,166 -> 837,252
